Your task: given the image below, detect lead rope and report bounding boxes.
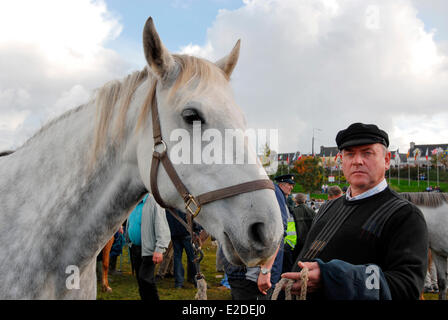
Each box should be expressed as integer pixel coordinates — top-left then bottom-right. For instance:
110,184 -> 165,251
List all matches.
192,235 -> 207,300
166,208 -> 207,300
271,266 -> 309,300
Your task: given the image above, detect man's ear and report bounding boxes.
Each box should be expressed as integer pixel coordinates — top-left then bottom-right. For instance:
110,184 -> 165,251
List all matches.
385,150 -> 392,170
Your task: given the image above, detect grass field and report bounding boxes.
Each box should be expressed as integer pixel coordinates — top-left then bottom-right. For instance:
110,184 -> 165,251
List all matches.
97,237 -> 442,300
292,178 -> 448,201
388,178 -> 448,193
97,237 -> 231,300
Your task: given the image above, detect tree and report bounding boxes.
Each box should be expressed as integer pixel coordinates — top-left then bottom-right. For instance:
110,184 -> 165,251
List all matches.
292,156 -> 324,193
260,142 -> 278,175
431,152 -> 448,169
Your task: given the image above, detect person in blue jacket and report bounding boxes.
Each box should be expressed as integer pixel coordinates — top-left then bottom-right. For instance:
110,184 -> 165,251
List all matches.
281,123 -> 428,300
220,173 -> 292,300
108,226 -> 125,275
127,193 -> 171,300
269,174 -> 295,286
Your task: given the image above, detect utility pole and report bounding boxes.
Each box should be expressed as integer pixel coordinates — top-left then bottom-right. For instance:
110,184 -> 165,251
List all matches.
312,128 -> 322,156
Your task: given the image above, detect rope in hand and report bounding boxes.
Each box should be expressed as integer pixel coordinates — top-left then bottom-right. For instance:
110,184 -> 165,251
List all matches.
271,266 -> 309,300
192,235 -> 208,300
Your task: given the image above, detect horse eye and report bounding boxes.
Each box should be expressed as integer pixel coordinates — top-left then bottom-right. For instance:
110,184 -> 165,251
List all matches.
182,108 -> 204,124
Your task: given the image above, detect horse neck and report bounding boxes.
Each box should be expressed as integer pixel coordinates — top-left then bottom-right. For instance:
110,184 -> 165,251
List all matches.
1,93 -> 147,270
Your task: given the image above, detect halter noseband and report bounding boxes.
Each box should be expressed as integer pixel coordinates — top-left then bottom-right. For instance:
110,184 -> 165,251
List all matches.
148,81 -> 275,224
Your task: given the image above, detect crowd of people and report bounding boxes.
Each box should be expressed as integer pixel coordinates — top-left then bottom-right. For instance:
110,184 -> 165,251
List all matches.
101,122 -> 429,300
426,185 -> 442,192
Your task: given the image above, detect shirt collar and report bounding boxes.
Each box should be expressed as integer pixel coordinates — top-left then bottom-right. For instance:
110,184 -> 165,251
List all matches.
346,179 -> 388,201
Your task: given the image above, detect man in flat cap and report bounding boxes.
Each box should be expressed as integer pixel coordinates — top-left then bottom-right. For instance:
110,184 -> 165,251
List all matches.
281,123 -> 428,300
272,175 -> 298,276
275,174 -> 296,193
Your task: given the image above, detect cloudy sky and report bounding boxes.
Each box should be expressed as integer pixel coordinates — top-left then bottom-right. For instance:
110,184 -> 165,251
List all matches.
1,0 -> 448,155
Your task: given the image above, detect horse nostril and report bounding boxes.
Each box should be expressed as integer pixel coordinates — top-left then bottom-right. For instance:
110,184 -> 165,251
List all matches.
248,222 -> 267,247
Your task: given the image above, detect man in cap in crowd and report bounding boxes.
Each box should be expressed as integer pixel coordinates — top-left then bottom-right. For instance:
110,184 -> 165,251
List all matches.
275,174 -> 295,197
281,123 -> 428,299
277,175 -> 296,215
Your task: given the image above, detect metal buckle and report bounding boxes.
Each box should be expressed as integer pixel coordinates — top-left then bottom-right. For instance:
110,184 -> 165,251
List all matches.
185,194 -> 201,218
152,140 -> 167,154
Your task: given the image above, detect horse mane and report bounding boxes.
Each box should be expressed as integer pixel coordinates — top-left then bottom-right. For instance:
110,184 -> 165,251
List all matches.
399,192 -> 448,207
90,54 -> 227,168
0,150 -> 14,157
91,68 -> 150,166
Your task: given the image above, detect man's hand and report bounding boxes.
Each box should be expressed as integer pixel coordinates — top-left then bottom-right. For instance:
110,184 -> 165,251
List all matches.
281,261 -> 322,296
257,272 -> 271,295
153,252 -> 163,264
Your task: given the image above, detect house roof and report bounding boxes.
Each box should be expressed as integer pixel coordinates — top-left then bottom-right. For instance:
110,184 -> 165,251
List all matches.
318,146 -> 339,157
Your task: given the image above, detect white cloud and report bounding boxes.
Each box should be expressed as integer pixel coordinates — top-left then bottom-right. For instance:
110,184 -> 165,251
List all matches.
0,111 -> 30,131
50,85 -> 91,120
184,0 -> 448,153
2,0 -> 448,156
0,0 -> 130,150
178,42 -> 215,58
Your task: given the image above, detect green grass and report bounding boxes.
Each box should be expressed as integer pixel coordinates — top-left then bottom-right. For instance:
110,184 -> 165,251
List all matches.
97,216 -> 445,300
96,238 -> 231,300
423,293 -> 444,300
291,177 -> 448,202
387,178 -> 448,193
96,238 -> 444,300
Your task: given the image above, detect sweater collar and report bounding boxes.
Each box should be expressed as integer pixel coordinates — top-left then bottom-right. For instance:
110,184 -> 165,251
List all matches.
346,179 -> 388,201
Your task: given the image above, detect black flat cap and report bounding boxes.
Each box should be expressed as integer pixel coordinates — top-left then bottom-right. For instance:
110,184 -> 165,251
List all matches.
274,174 -> 296,185
336,123 -> 389,150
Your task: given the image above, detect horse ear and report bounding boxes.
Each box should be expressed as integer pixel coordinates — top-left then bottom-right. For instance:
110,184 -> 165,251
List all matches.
143,17 -> 175,79
215,39 -> 241,78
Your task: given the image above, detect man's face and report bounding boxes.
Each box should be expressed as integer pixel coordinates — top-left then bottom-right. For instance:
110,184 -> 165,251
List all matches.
341,143 -> 391,196
279,182 -> 294,196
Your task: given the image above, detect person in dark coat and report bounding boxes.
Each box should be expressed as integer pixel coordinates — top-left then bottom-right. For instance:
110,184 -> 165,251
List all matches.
165,209 -> 201,289
271,174 -> 295,284
109,227 -> 125,274
289,193 -> 315,265
281,123 -> 428,300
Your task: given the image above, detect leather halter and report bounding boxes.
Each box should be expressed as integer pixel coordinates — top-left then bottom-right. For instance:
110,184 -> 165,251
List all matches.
148,81 -> 275,228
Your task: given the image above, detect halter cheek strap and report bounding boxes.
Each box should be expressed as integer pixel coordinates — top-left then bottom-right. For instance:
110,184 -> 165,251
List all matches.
148,80 -> 275,222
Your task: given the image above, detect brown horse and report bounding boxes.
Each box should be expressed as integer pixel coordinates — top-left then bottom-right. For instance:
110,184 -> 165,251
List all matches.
100,236 -> 115,292
420,249 -> 434,300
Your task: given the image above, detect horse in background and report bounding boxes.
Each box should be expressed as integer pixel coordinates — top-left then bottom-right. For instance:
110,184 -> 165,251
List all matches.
0,17 -> 283,299
400,192 -> 448,300
99,236 -> 115,293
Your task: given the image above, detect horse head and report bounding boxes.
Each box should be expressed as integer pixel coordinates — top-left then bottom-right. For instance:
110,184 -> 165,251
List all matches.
135,17 -> 283,267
